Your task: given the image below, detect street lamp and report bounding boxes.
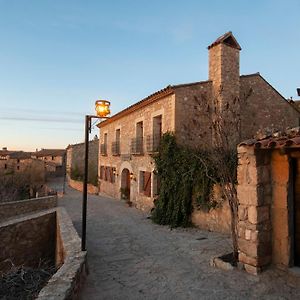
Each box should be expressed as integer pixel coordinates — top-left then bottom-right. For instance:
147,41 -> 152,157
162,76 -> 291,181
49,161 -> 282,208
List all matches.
82,100 -> 111,251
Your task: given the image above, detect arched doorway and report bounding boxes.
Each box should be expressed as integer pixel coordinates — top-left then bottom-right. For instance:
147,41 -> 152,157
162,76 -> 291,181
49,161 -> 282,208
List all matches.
121,168 -> 130,200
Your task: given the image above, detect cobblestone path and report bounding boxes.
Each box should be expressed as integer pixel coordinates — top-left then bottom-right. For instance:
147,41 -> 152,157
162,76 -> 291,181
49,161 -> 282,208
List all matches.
60,187 -> 300,300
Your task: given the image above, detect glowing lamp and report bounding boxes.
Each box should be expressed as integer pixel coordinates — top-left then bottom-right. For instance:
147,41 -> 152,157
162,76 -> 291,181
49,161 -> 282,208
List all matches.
95,100 -> 111,118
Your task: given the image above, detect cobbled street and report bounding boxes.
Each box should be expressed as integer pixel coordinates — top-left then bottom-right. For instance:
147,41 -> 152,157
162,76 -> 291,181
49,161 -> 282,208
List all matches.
60,187 -> 300,300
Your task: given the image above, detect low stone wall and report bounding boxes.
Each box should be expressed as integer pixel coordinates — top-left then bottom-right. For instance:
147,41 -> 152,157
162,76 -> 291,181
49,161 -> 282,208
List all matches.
38,207 -> 87,300
0,210 -> 56,272
192,200 -> 231,234
68,178 -> 98,195
0,196 -> 57,222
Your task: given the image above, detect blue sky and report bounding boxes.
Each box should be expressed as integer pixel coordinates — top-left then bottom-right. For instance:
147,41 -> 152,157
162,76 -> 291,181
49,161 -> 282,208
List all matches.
0,0 -> 299,151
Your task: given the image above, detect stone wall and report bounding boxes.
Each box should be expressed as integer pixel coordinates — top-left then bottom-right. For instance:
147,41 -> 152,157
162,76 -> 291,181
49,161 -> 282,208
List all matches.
0,210 -> 56,272
66,139 -> 99,184
192,201 -> 231,234
68,178 -> 99,195
38,207 -> 87,300
237,146 -> 272,275
174,82 -> 213,149
240,75 -> 300,140
0,195 -> 57,222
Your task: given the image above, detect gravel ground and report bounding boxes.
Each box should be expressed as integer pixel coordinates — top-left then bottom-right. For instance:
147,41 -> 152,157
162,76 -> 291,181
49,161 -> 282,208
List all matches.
59,186 -> 300,300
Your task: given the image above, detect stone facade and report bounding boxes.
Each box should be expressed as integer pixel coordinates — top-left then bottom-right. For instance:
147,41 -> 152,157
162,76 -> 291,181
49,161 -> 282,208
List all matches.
66,138 -> 99,186
97,32 -> 300,230
98,92 -> 175,211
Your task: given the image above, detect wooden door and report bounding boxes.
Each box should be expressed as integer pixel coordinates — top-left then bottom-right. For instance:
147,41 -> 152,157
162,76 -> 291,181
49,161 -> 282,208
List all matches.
294,159 -> 300,266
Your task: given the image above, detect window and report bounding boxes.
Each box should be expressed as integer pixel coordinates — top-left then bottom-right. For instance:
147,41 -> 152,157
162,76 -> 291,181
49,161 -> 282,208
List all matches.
112,129 -> 121,155
17,159 -> 20,163
100,166 -> 116,183
52,156 -> 54,160
101,133 -> 108,155
131,122 -> 143,154
17,166 -> 20,170
139,171 -> 151,197
4,164 -> 7,169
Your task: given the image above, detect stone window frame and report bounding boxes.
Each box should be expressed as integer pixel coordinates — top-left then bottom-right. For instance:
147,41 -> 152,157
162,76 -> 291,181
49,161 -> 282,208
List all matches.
150,109 -> 164,136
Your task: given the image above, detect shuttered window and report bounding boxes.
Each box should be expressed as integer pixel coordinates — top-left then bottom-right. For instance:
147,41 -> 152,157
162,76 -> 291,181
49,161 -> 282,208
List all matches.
139,171 -> 151,197
100,166 -> 116,183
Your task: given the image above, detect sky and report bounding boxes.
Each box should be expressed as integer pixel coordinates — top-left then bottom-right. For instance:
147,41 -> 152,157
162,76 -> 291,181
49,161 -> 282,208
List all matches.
0,0 -> 299,151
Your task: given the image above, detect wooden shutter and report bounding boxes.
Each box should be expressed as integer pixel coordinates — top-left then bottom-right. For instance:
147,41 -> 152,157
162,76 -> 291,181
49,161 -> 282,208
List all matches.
143,172 -> 151,197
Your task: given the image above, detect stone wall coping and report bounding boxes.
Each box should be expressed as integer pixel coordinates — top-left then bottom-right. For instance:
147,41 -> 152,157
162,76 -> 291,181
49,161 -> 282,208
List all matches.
0,196 -> 57,222
0,195 -> 57,207
0,208 -> 57,228
38,207 -> 87,300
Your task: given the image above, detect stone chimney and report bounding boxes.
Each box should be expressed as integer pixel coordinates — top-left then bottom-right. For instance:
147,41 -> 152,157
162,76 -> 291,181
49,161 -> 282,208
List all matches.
208,31 -> 242,146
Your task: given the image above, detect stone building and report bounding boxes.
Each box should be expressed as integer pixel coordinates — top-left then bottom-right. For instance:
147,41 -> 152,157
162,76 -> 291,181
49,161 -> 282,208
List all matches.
0,149 -> 33,174
66,138 -> 99,186
237,128 -> 300,274
97,32 -> 300,214
33,149 -> 66,176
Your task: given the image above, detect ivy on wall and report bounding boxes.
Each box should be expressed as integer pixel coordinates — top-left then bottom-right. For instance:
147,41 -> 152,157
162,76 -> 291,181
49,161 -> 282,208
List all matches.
151,132 -> 237,228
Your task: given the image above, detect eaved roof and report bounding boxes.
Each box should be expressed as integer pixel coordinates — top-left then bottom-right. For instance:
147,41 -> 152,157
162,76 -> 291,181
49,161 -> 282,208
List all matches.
98,80 -> 211,128
239,127 -> 300,149
9,151 -> 32,160
207,31 -> 241,50
35,149 -> 66,157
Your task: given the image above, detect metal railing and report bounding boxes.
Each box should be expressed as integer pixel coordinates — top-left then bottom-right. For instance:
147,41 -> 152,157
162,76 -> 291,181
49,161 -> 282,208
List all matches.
130,137 -> 144,155
112,141 -> 120,156
100,144 -> 107,156
146,134 -> 161,153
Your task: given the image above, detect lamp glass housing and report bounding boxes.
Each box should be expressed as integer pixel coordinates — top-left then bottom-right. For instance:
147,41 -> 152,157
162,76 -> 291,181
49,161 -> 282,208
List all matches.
95,100 -> 111,118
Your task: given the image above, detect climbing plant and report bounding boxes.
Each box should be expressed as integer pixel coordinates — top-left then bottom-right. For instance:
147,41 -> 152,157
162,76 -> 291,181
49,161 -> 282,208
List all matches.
151,132 -> 237,228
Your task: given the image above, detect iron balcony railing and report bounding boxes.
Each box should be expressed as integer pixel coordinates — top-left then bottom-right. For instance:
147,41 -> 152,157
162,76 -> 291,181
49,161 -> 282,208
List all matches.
130,137 -> 144,155
112,141 -> 121,156
146,134 -> 161,153
100,143 -> 107,156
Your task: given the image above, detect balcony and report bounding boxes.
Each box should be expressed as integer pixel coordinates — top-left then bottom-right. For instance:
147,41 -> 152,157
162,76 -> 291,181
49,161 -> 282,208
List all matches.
100,144 -> 107,156
112,141 -> 120,156
130,137 -> 144,155
146,134 -> 161,153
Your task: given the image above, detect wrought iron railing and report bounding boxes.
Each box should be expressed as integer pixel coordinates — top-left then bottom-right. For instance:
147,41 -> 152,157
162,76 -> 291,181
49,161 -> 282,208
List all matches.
100,143 -> 107,156
130,137 -> 144,155
112,141 -> 120,156
146,134 -> 161,153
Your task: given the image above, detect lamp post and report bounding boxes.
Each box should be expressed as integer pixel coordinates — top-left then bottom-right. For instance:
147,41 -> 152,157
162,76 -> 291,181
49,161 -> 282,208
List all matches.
82,100 -> 110,251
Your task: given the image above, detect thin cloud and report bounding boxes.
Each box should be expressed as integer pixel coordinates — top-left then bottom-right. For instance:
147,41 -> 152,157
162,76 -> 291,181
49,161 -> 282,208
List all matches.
1,107 -> 85,117
0,116 -> 82,124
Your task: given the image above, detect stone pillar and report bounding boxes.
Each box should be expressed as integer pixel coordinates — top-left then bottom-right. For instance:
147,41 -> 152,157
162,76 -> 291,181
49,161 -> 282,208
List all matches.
237,146 -> 272,274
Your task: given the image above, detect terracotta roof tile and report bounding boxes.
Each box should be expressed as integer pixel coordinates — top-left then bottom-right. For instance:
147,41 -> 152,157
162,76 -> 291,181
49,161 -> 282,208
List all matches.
239,128 -> 300,149
35,149 -> 66,157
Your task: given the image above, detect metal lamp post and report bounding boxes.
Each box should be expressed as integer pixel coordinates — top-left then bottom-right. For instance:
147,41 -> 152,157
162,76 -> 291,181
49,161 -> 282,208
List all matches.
82,100 -> 110,251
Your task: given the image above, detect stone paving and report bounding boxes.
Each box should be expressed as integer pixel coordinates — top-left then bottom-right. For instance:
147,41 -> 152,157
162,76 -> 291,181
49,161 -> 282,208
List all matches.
59,186 -> 300,300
